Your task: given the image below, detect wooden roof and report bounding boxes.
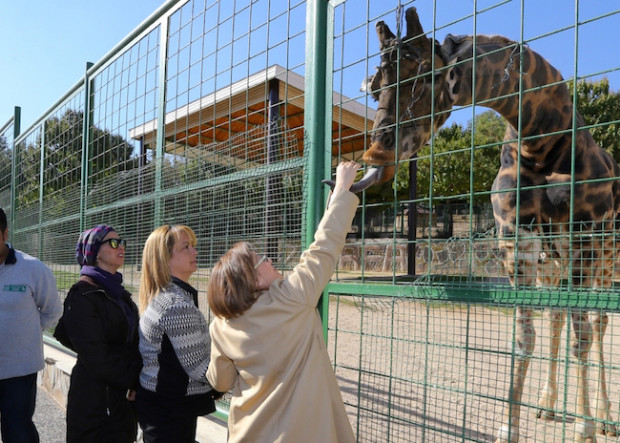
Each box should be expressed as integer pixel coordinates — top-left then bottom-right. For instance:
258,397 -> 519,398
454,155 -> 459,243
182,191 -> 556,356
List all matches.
129,65 -> 375,164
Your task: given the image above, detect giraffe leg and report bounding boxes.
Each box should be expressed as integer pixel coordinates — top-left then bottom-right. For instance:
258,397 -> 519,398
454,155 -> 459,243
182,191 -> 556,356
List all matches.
536,309 -> 566,420
570,310 -> 596,443
495,307 -> 536,443
591,312 -> 616,436
591,223 -> 617,436
495,230 -> 540,443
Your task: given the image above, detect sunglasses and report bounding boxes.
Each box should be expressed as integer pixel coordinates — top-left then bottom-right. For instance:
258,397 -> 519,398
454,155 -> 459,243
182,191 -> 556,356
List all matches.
254,254 -> 269,269
101,238 -> 127,249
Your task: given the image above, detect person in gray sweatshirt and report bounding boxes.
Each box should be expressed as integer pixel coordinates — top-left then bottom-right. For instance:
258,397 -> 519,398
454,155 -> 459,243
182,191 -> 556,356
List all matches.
0,207 -> 62,443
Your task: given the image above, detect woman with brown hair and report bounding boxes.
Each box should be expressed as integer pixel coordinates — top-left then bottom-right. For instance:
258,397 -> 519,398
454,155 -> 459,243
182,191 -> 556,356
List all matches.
207,161 -> 360,443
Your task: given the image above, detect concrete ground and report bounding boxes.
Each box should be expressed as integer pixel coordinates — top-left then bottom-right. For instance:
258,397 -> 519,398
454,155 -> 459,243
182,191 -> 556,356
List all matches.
31,386 -> 66,443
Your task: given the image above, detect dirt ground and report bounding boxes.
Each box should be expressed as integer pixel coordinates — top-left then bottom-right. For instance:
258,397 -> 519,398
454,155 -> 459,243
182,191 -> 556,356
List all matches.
328,298 -> 620,442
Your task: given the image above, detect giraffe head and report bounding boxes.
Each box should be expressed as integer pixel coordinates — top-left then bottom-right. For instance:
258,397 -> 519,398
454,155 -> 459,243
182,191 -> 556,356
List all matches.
360,7 -> 453,186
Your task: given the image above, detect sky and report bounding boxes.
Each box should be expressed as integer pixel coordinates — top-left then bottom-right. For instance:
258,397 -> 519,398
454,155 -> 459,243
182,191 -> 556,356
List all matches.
336,0 -> 620,127
1,0 -> 619,133
0,0 -> 163,132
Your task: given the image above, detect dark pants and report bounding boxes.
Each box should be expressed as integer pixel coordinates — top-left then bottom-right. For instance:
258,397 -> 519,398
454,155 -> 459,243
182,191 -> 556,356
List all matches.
0,373 -> 39,443
137,394 -> 197,443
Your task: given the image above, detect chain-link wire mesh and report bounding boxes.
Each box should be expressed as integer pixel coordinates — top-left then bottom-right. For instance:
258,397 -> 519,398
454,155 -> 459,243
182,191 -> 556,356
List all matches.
0,117 -> 15,219
328,0 -> 620,442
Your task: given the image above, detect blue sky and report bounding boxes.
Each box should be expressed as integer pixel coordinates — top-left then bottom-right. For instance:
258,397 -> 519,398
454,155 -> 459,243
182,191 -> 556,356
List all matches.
335,0 -> 620,127
1,0 -> 619,132
0,1 -> 162,131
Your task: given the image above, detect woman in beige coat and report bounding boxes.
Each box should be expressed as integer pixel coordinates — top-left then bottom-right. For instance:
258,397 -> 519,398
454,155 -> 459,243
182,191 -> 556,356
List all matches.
207,161 -> 360,443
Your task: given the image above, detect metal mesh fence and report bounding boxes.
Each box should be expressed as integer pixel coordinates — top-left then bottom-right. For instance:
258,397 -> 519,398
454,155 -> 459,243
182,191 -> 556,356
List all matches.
2,0 -> 620,441
326,0 -> 620,441
328,294 -> 620,442
0,116 -> 14,221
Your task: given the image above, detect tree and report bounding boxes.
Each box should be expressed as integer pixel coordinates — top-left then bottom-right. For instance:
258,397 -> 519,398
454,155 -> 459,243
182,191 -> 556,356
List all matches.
0,135 -> 11,192
11,109 -> 141,211
43,110 -> 84,196
373,111 -> 504,205
14,139 -> 41,207
44,109 -> 141,190
569,78 -> 620,163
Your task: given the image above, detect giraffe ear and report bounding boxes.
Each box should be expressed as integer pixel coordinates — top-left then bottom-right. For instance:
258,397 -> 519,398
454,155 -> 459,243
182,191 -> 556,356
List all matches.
375,20 -> 396,50
440,34 -> 473,64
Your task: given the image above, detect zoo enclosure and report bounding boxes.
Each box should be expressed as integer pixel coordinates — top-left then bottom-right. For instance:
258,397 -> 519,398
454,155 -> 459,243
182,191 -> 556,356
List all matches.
1,0 -> 620,441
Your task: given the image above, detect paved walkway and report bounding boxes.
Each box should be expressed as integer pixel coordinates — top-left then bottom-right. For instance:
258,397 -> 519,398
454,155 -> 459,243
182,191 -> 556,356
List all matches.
32,386 -> 66,443
26,386 -> 225,443
0,386 -> 66,443
28,342 -> 227,443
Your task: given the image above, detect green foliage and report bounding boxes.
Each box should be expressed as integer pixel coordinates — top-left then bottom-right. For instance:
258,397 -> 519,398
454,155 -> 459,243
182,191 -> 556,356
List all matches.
416,112 -> 504,203
44,109 -> 139,191
363,111 -> 505,205
0,135 -> 11,191
569,78 -> 620,163
15,139 -> 41,207
44,110 -> 83,195
14,109 -> 140,210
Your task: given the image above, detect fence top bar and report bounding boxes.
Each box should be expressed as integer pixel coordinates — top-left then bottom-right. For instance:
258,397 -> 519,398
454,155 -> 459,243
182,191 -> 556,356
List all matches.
86,0 -> 184,76
0,115 -> 14,136
16,0 -> 185,140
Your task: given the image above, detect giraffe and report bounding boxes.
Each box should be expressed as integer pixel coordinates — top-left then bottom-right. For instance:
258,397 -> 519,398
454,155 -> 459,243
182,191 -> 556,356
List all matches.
351,7 -> 620,443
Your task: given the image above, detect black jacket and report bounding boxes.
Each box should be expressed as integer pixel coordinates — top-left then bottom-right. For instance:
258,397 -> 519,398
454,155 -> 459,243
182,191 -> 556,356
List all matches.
61,278 -> 142,443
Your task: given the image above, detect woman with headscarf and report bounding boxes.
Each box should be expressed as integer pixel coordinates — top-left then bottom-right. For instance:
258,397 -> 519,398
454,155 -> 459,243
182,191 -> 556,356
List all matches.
55,224 -> 141,442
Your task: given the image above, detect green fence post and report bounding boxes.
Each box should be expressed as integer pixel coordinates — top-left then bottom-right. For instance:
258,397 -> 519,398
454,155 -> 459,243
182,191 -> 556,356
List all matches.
10,106 -> 20,243
304,0 -> 328,239
304,0 -> 332,331
38,110 -> 45,257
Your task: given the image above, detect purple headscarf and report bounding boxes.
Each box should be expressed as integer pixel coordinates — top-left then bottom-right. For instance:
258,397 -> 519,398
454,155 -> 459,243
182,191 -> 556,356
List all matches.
76,224 -> 116,267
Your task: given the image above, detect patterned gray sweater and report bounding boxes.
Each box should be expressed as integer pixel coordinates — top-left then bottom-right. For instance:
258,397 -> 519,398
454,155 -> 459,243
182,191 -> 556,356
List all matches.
138,280 -> 213,399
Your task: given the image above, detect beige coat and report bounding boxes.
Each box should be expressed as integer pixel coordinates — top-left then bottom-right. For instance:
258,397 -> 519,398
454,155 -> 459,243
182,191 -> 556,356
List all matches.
207,189 -> 358,443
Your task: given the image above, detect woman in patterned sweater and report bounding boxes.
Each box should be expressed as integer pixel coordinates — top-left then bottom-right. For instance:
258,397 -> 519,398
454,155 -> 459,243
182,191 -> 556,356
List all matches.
136,225 -> 219,443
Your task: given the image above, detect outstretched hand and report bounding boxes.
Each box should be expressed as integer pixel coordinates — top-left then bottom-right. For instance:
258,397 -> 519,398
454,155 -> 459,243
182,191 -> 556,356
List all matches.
333,161 -> 361,193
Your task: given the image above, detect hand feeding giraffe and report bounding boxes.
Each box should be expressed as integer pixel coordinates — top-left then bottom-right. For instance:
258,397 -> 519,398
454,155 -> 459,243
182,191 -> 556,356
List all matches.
346,7 -> 619,443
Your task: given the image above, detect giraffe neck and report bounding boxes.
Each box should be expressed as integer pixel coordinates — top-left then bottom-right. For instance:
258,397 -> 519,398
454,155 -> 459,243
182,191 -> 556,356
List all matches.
448,36 -> 575,159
